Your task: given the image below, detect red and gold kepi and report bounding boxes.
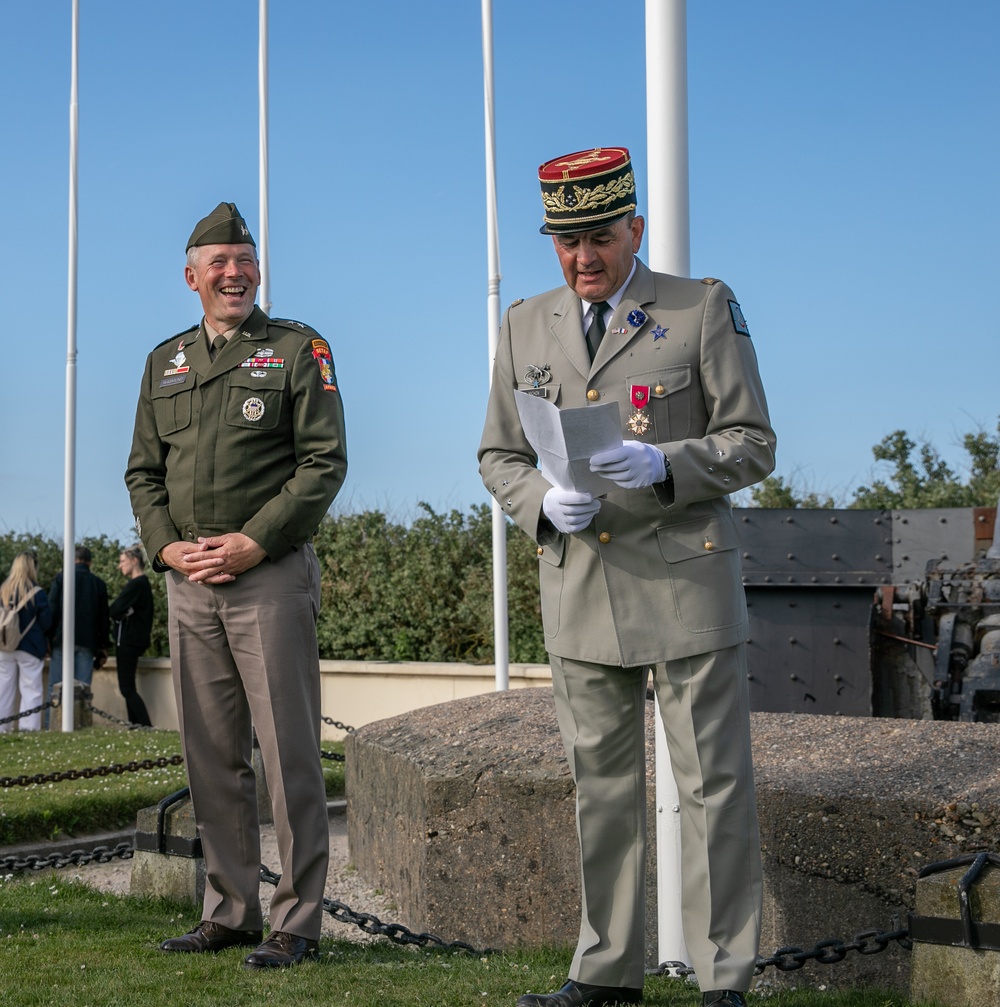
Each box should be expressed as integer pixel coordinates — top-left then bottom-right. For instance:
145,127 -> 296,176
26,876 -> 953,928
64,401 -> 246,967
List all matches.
537,147 -> 637,235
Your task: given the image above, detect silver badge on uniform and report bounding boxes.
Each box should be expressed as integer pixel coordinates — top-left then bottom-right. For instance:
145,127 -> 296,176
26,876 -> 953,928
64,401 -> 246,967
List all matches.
242,397 -> 265,422
523,363 -> 551,387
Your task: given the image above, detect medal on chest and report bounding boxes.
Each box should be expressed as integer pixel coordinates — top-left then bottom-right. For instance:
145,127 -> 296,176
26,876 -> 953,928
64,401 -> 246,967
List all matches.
627,384 -> 651,436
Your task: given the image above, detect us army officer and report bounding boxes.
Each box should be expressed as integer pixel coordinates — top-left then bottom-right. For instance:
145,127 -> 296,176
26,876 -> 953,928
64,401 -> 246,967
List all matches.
125,202 -> 347,969
479,148 -> 775,1007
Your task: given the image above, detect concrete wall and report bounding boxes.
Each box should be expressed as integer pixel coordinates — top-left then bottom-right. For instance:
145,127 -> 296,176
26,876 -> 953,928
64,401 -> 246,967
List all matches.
347,691 -> 1000,992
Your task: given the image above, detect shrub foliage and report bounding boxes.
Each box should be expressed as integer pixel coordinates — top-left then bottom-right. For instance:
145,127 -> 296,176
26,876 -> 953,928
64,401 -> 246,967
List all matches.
0,505 -> 546,665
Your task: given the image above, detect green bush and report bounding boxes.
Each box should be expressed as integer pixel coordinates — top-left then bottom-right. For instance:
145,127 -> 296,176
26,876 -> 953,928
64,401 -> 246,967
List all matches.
0,505 -> 547,665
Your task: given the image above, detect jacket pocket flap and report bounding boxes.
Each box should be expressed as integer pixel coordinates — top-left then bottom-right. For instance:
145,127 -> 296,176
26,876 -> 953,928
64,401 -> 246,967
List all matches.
656,516 -> 740,563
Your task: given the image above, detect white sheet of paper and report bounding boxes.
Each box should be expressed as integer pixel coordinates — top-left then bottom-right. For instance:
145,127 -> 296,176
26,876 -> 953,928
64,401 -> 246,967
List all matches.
515,391 -> 622,495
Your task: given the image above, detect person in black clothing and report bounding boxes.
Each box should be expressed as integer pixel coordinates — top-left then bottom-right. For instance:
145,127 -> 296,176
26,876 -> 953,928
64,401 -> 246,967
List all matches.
47,545 -> 110,720
109,546 -> 154,726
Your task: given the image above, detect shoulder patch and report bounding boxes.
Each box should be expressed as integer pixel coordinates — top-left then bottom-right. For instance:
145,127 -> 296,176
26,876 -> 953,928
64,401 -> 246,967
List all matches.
309,338 -> 338,392
728,299 -> 751,337
700,277 -> 719,285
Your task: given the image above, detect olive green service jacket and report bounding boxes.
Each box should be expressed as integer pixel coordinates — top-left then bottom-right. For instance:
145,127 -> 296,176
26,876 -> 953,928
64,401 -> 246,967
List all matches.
125,306 -> 347,566
478,259 -> 776,667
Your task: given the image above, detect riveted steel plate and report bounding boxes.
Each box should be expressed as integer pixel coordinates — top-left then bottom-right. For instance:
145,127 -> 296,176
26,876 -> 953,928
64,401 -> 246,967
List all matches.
736,509 -> 893,588
891,508 -> 982,585
745,587 -> 873,715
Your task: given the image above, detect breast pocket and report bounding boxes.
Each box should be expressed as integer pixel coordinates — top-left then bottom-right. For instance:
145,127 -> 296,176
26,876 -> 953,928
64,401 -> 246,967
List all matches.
151,381 -> 193,435
627,366 -> 691,441
224,369 -> 287,431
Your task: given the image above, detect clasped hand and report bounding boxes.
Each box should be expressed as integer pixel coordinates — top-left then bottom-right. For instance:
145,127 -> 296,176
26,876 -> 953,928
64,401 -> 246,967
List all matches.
160,533 -> 267,584
590,441 -> 666,489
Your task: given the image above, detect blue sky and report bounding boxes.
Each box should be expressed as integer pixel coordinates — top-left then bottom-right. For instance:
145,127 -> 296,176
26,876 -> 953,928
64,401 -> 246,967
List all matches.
1,1 -> 998,539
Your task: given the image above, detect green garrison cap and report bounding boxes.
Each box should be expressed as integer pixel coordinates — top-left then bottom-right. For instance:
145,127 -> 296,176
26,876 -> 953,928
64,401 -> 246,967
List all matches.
186,201 -> 256,250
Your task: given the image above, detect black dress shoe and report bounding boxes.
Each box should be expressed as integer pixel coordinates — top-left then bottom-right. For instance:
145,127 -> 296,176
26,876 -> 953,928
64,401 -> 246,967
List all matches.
516,979 -> 642,1006
702,992 -> 747,1007
159,920 -> 263,953
243,931 -> 319,968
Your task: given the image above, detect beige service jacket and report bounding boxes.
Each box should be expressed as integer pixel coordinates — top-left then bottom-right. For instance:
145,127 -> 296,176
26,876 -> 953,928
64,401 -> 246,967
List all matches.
478,259 -> 776,666
125,306 -> 347,568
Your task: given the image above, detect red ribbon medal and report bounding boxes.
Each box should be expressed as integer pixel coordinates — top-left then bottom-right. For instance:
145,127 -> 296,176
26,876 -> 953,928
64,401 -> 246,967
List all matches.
627,385 -> 651,436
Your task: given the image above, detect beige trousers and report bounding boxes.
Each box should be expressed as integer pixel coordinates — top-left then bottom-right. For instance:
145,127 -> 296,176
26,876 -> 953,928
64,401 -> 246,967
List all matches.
550,645 -> 762,992
166,545 -> 329,939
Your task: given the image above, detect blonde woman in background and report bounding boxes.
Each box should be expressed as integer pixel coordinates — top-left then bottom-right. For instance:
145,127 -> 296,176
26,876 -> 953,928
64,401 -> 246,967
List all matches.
0,552 -> 52,732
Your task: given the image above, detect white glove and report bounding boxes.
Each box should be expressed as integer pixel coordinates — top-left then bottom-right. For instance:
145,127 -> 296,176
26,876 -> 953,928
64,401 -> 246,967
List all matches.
542,487 -> 601,534
590,441 -> 667,489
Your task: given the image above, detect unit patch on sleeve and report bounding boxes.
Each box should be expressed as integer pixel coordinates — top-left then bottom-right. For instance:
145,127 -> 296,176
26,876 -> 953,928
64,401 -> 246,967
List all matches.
728,299 -> 751,336
311,339 -> 338,391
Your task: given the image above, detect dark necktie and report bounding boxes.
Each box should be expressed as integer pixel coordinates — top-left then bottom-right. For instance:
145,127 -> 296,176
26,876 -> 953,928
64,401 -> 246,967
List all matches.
210,334 -> 228,362
585,301 -> 610,362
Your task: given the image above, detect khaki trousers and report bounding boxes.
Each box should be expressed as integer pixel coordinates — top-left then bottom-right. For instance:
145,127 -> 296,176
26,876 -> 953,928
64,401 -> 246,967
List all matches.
166,545 -> 329,939
550,645 -> 762,992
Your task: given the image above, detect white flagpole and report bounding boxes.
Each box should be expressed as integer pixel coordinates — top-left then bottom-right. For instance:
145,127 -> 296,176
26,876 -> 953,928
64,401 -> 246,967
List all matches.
61,0 -> 80,733
258,0 -> 271,314
482,0 -> 508,691
646,0 -> 690,967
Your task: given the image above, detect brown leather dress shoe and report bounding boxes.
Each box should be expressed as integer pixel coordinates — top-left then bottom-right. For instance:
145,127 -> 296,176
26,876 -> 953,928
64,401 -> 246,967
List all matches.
516,979 -> 642,1006
243,931 -> 320,969
159,920 -> 263,953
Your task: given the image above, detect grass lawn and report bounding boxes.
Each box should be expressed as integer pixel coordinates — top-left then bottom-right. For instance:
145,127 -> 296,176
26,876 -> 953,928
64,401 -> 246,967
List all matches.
0,876 -> 929,1007
0,726 -> 344,848
0,728 -> 939,1007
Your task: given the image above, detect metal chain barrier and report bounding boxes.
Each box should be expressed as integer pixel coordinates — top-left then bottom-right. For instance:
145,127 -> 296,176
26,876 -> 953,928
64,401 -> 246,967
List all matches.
258,864 -> 496,956
648,922 -> 913,979
1,842 -> 135,874
0,698 -> 55,728
4,704 -> 914,972
320,714 -> 353,763
1,701 -> 352,787
85,700 -> 154,731
5,835 -> 910,972
0,755 -> 185,790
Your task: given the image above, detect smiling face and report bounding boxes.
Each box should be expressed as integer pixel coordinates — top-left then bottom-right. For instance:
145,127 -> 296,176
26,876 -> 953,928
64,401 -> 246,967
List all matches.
184,242 -> 260,332
551,213 -> 645,302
